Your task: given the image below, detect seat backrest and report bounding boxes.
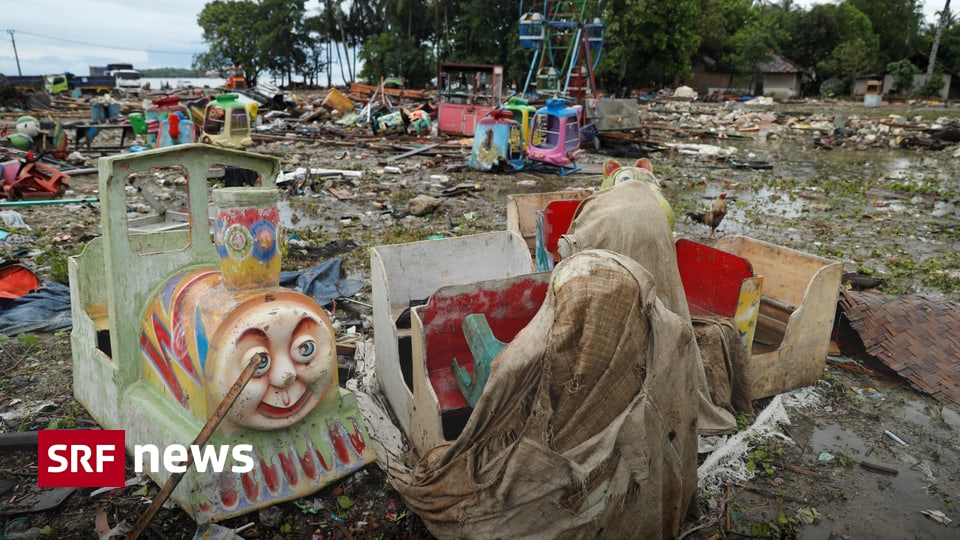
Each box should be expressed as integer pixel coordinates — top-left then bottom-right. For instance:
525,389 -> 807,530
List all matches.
542,200 -> 582,254
418,273 -> 549,411
676,238 -> 754,318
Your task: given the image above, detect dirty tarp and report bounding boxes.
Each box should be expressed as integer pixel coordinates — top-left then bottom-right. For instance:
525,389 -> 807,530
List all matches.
383,250 -> 700,539
558,181 -> 738,434
278,258 -> 362,307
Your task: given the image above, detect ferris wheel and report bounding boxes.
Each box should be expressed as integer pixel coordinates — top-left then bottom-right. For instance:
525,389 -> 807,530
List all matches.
519,0 -> 605,102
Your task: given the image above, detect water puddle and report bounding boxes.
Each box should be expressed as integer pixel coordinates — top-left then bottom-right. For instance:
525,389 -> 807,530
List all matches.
795,384 -> 959,539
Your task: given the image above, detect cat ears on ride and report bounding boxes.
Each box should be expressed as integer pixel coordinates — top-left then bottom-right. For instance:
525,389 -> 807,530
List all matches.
602,158 -> 661,187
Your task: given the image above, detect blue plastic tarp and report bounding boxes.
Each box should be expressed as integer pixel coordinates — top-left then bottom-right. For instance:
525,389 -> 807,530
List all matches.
279,258 -> 363,307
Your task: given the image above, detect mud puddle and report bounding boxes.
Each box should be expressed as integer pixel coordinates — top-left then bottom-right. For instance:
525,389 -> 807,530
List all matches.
715,365 -> 960,539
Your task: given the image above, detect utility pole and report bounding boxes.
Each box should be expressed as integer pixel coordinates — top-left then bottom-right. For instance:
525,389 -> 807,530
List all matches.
7,29 -> 22,75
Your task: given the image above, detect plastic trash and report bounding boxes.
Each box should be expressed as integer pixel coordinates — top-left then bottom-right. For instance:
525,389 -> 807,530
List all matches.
884,430 -> 909,446
3,518 -> 52,539
920,509 -> 952,525
193,524 -> 243,539
0,211 -> 30,230
99,520 -> 132,540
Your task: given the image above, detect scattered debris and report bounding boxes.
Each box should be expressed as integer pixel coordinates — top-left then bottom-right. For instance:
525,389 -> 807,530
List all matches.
884,429 -> 909,446
859,460 -> 899,475
920,509 -> 952,526
0,486 -> 75,516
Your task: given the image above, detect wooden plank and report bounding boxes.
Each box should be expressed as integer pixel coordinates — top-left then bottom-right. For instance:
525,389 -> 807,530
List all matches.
386,143 -> 440,162
327,186 -> 355,200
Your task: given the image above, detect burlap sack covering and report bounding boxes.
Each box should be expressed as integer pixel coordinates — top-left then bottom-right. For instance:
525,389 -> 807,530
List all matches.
387,250 -> 700,539
559,181 -> 737,435
692,316 -> 754,416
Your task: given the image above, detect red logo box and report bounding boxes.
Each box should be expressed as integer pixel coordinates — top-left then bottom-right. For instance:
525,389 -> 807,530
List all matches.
38,430 -> 126,488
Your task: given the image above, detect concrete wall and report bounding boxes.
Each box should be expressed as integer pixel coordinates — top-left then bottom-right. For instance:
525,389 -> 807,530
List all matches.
882,73 -> 954,100
761,73 -> 801,99
688,66 -> 734,95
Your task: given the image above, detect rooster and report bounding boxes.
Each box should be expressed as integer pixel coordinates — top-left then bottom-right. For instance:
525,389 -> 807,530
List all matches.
685,193 -> 727,238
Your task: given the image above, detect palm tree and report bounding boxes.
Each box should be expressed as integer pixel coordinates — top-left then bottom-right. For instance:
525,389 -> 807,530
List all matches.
927,1 -> 951,81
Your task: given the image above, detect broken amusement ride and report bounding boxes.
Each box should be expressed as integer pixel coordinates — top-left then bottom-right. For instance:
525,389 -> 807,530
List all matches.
468,1 -> 639,176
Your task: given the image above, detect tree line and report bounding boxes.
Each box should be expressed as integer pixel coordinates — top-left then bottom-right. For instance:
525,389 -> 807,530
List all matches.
193,0 -> 957,97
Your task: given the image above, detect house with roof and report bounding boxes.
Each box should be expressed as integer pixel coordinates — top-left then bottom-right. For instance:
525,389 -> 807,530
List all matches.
853,53 -> 959,100
756,52 -> 808,99
687,56 -> 746,96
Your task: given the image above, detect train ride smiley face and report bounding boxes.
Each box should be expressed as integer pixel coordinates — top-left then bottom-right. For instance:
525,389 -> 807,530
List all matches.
215,305 -> 336,432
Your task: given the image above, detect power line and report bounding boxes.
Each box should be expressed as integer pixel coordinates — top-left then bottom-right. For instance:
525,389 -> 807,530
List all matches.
11,29 -> 201,56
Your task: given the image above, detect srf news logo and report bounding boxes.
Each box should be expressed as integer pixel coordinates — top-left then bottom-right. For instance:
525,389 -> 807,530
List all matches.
38,430 -> 126,488
38,430 -> 255,488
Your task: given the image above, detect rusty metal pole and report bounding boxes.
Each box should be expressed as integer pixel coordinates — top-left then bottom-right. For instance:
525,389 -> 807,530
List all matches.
124,355 -> 261,540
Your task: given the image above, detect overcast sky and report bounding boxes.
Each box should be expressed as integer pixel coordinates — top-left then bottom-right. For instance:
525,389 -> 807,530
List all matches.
0,0 -> 321,78
0,1 -> 950,78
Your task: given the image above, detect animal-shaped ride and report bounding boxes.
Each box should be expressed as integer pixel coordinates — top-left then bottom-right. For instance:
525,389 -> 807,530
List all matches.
600,158 -> 675,229
69,145 -> 373,522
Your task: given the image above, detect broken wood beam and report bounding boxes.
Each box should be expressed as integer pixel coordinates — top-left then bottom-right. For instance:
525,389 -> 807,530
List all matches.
386,143 -> 440,162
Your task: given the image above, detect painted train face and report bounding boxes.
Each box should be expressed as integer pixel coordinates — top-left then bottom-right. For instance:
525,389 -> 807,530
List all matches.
212,298 -> 337,432
139,272 -> 339,433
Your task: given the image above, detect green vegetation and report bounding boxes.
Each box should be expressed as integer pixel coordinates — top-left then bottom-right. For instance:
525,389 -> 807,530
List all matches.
888,59 -> 922,94
748,513 -> 800,539
745,445 -> 782,477
192,0 -> 956,98
35,242 -> 83,285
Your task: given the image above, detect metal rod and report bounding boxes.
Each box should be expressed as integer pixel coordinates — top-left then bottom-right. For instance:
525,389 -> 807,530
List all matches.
0,198 -> 99,207
336,296 -> 372,309
124,354 -> 261,540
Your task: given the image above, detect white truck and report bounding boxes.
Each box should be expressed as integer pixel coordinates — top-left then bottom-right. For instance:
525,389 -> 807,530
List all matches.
102,63 -> 142,93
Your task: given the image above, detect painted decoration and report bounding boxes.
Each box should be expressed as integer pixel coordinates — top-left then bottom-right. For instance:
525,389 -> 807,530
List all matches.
468,111 -> 524,172
70,146 -> 374,524
407,109 -> 431,136
157,112 -> 197,148
138,268 -> 371,518
213,189 -> 281,291
139,270 -> 339,432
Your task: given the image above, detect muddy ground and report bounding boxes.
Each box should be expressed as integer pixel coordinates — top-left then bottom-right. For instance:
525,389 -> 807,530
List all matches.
1,97 -> 959,539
